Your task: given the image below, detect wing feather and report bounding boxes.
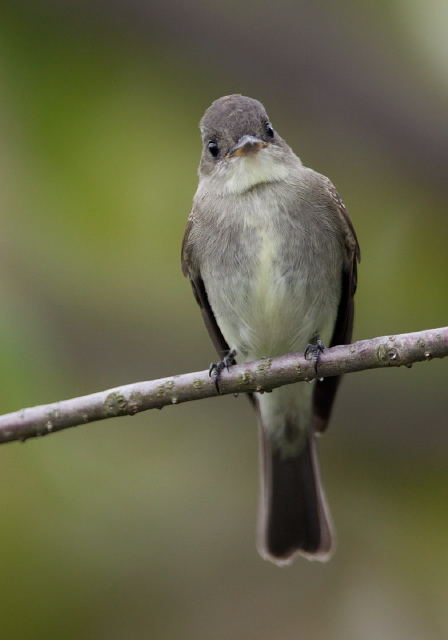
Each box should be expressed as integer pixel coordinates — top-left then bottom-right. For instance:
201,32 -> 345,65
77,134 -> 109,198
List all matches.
312,181 -> 360,433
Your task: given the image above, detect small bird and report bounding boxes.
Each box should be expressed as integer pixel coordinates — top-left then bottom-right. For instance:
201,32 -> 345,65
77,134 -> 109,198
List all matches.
182,95 -> 360,565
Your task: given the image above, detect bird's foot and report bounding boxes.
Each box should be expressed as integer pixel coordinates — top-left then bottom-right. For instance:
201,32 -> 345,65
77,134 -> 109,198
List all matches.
304,339 -> 325,377
209,349 -> 237,392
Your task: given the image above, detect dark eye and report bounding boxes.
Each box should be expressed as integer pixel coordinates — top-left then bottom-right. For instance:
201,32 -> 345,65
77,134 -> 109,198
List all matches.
208,141 -> 219,157
265,123 -> 274,138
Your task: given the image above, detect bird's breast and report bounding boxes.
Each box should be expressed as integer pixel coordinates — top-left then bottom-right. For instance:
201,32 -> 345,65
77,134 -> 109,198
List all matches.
200,196 -> 338,361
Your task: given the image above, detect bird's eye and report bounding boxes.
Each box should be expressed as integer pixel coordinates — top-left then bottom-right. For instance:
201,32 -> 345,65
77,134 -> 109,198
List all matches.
208,141 -> 219,157
265,123 -> 274,138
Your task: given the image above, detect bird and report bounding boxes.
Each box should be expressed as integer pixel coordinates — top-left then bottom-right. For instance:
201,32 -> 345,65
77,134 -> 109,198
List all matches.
182,94 -> 360,565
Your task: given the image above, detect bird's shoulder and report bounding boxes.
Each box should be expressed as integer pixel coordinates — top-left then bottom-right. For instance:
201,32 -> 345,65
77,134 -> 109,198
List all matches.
296,168 -> 360,262
181,214 -> 195,277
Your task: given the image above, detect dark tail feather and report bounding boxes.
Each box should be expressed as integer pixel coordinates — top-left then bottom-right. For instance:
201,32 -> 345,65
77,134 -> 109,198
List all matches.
257,423 -> 334,565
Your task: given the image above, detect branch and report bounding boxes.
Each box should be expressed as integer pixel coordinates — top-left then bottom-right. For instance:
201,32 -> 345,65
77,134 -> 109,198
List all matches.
0,327 -> 447,445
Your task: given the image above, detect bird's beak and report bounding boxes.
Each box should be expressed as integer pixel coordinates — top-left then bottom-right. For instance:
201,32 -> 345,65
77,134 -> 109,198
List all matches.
227,135 -> 268,157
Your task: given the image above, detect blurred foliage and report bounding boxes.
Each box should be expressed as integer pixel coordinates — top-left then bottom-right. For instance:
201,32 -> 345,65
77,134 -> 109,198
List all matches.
0,1 -> 447,639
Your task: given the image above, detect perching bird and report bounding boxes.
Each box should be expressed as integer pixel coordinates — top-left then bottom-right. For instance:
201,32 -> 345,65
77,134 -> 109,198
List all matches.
182,95 -> 360,565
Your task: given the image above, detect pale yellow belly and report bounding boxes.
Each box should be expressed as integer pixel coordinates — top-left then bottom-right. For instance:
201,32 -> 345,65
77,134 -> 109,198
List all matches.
213,230 -> 335,362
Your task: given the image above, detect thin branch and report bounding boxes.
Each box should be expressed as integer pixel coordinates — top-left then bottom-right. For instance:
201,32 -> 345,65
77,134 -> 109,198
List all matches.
0,327 -> 447,445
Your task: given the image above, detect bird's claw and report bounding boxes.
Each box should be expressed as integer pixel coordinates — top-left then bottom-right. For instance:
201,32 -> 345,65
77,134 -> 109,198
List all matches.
209,349 -> 237,392
304,339 -> 325,376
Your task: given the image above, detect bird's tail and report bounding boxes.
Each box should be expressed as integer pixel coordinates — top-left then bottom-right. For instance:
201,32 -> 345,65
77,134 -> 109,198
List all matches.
256,419 -> 334,565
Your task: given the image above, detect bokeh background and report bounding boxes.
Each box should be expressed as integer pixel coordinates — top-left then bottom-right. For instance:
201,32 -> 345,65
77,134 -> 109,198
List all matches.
0,1 -> 447,638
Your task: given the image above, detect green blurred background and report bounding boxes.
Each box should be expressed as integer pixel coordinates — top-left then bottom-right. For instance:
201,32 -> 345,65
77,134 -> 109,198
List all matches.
0,1 -> 447,638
